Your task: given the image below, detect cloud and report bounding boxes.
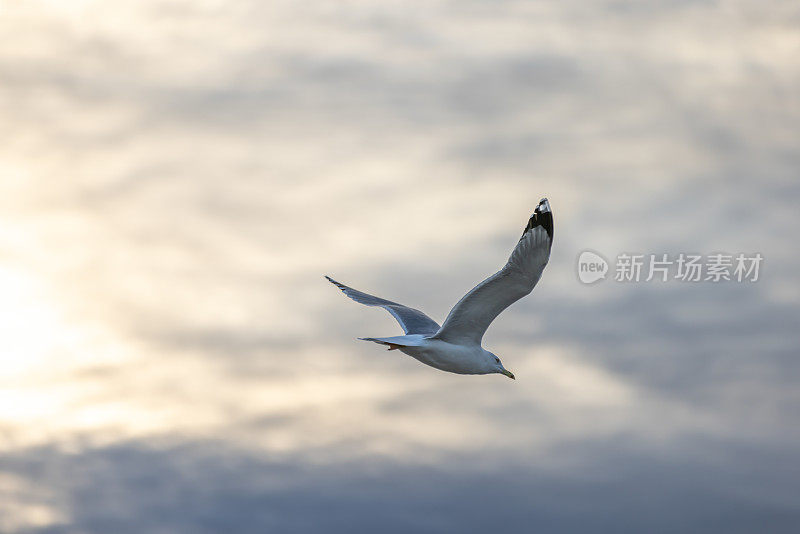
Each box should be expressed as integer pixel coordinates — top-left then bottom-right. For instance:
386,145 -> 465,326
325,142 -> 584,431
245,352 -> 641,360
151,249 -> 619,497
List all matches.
3,437 -> 799,534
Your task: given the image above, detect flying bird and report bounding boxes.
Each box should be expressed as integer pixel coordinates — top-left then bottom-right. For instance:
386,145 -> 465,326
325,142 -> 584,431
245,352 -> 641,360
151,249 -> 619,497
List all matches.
326,198 -> 553,379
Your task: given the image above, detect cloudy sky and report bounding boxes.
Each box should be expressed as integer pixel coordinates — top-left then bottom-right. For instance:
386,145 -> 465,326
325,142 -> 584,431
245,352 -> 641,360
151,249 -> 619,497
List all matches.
1,0 -> 799,532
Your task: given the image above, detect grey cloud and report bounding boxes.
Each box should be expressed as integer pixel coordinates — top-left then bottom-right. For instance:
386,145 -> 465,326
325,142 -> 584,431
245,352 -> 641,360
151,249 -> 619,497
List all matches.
4,438 -> 799,534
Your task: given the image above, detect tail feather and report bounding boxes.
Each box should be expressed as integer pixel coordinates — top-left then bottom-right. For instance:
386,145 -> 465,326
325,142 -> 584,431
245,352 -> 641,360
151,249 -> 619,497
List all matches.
358,336 -> 422,350
358,337 -> 399,350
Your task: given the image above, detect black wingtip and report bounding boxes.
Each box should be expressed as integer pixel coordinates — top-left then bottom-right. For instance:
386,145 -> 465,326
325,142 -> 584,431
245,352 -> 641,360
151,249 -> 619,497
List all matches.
325,276 -> 350,294
522,198 -> 554,241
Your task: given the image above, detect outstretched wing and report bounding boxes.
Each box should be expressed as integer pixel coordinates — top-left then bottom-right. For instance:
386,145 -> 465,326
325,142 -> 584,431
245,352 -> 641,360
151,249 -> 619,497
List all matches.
433,198 -> 553,345
325,276 -> 441,335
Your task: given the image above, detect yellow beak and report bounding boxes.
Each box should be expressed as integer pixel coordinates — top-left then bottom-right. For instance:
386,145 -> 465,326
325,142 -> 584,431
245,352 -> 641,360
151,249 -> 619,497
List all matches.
501,369 -> 515,380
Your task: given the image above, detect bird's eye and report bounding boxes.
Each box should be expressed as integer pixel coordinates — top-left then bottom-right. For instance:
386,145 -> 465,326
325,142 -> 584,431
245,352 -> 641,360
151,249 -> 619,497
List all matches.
494,357 -> 500,363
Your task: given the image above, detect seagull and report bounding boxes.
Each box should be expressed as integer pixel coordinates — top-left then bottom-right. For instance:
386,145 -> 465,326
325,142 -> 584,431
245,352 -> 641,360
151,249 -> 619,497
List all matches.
325,198 -> 553,380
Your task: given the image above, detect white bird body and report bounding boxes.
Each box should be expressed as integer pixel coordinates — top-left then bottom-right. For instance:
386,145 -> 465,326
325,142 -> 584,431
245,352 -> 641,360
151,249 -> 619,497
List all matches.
326,198 -> 554,380
360,335 -> 493,375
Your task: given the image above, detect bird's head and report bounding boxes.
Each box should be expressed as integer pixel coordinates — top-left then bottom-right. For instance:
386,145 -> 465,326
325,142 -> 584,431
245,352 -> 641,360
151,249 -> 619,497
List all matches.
485,350 -> 515,380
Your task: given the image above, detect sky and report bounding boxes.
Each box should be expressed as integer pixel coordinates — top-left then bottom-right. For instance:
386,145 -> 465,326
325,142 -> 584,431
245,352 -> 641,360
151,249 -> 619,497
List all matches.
1,0 -> 799,532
